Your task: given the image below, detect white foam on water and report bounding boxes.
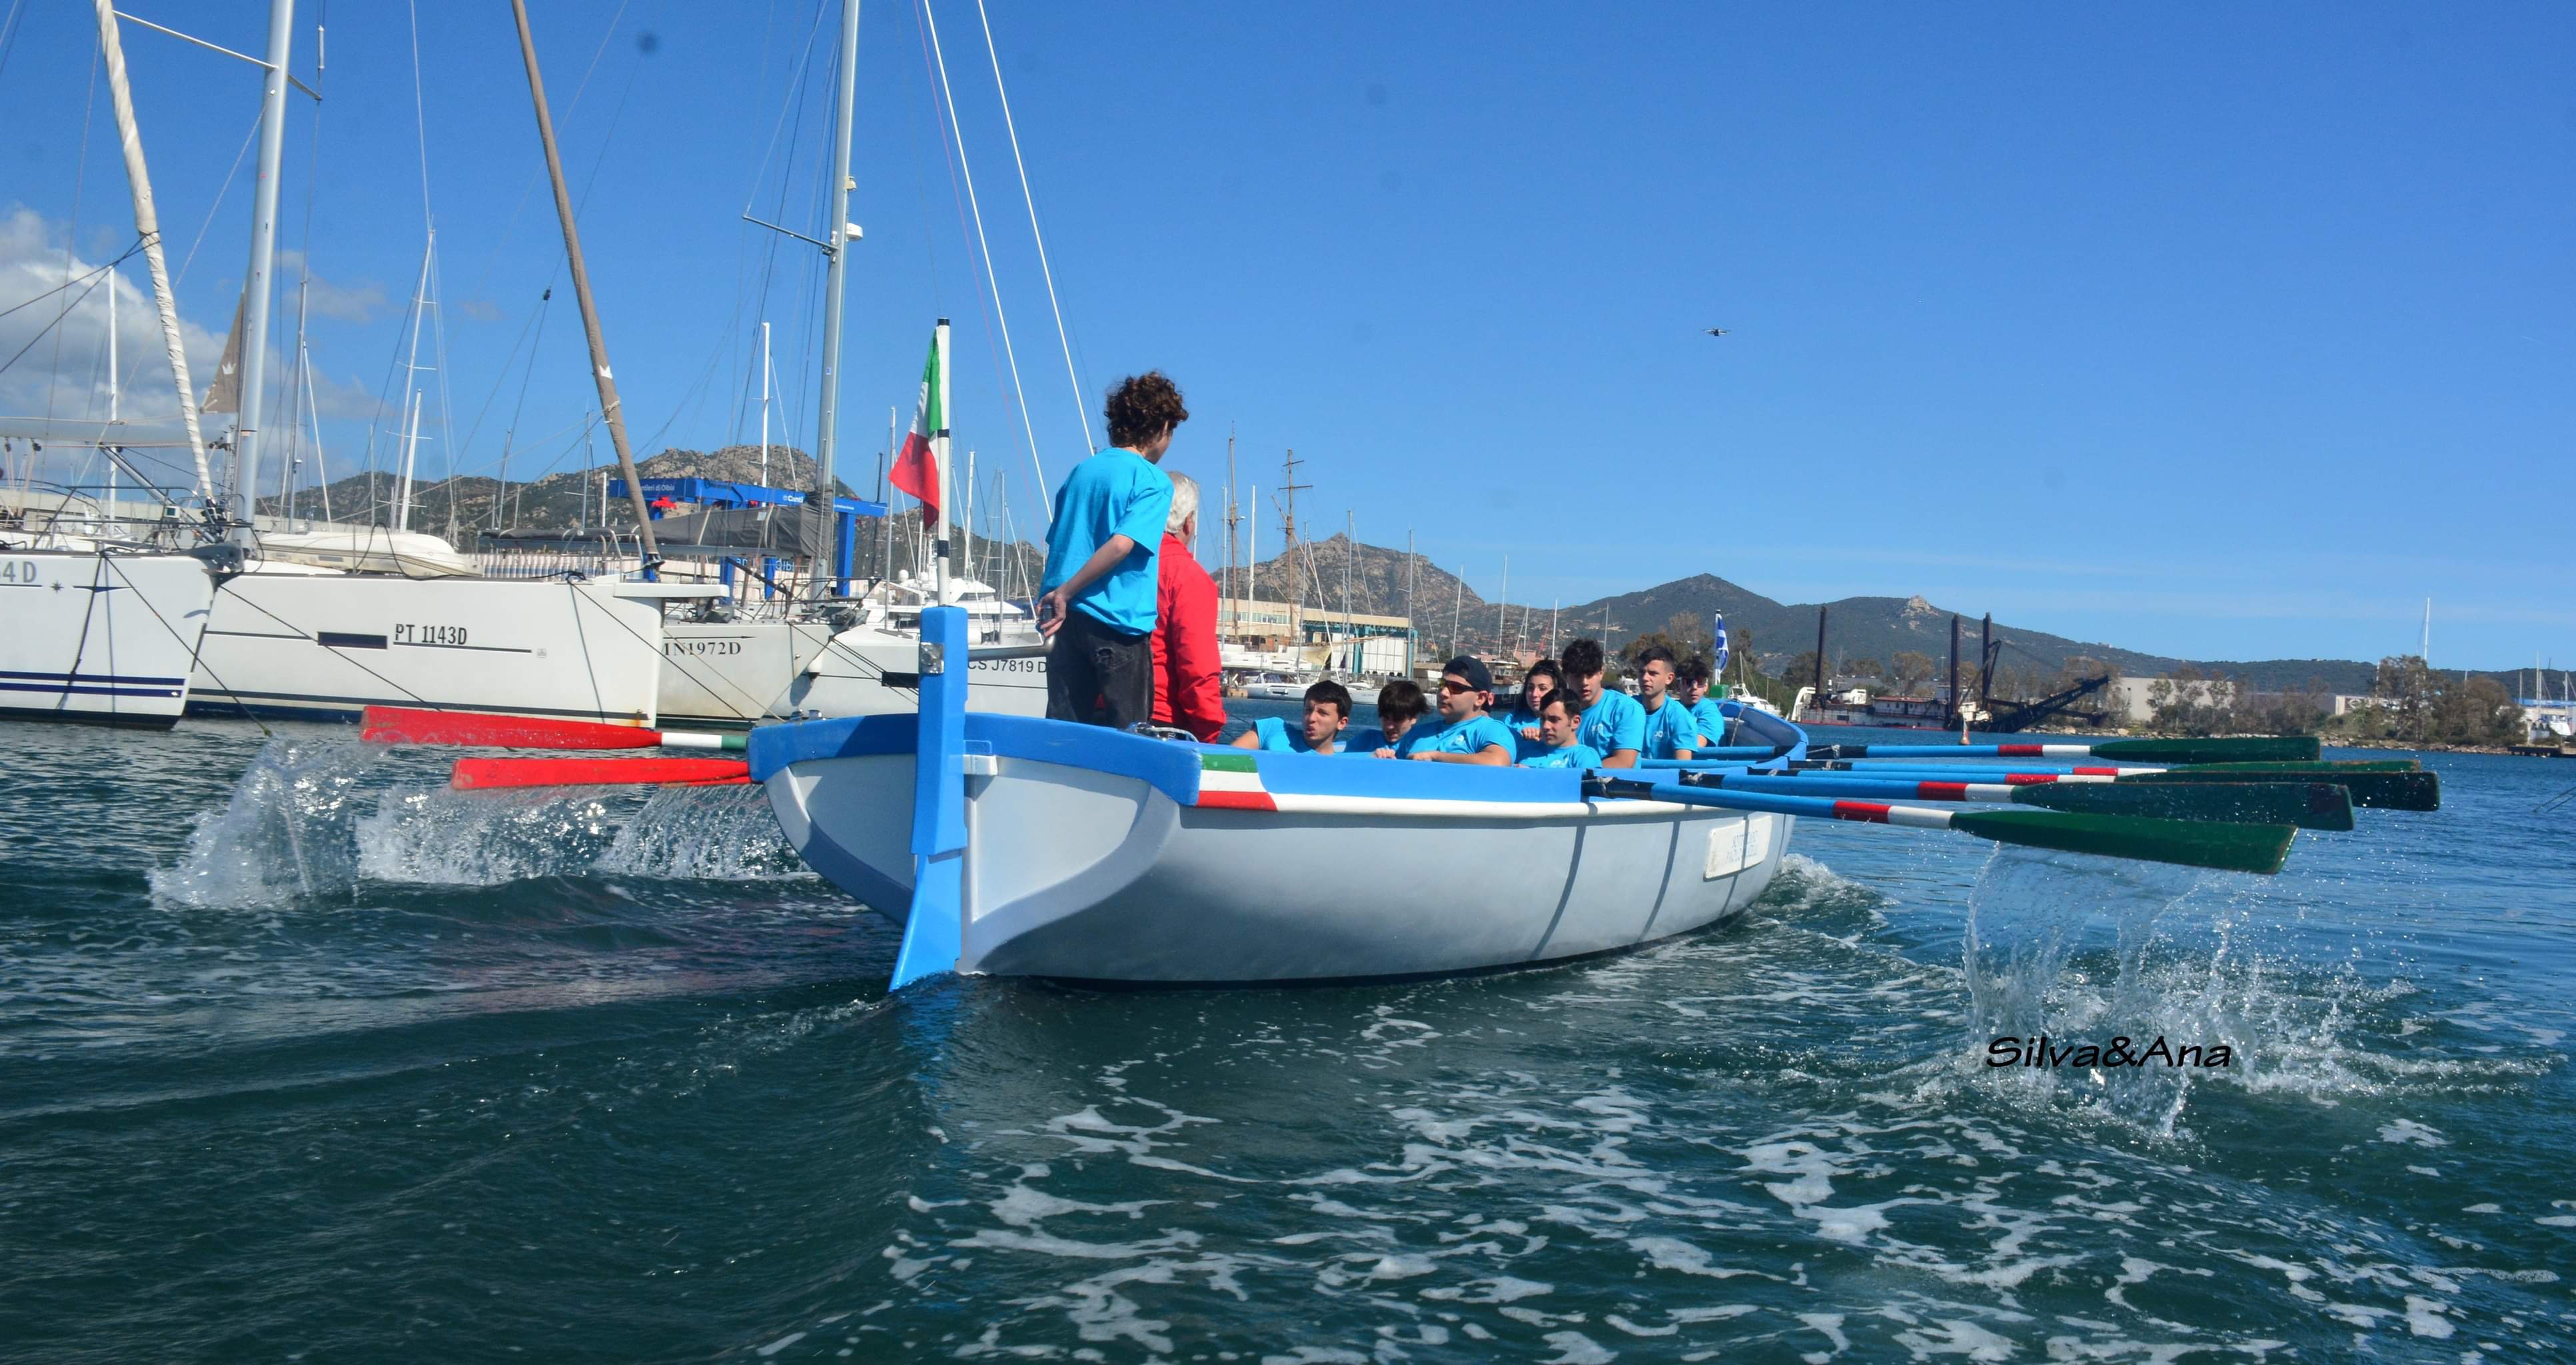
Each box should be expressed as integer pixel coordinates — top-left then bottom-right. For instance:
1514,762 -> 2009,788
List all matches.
151,734 -> 384,907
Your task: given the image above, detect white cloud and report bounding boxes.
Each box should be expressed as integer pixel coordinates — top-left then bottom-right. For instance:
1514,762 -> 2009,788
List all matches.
0,205 -> 227,423
275,249 -> 390,324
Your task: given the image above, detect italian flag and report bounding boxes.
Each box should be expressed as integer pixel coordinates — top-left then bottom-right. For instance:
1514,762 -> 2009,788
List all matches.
889,332 -> 942,526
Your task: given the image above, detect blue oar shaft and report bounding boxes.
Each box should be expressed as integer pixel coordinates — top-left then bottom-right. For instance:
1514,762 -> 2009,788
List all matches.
1700,772 -> 2024,802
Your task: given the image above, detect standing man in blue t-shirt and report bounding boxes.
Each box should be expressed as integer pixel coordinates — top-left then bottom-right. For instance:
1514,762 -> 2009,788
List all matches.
1560,637 -> 1644,768
1036,372 -> 1186,728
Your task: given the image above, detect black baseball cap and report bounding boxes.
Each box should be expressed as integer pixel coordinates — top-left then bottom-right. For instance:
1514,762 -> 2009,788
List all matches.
1441,656 -> 1494,692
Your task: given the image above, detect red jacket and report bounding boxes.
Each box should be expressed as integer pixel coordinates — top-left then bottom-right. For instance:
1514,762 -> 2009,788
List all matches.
1151,533 -> 1227,741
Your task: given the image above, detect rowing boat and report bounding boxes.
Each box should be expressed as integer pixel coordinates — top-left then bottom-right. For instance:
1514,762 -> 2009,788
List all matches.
748,609 -> 1810,984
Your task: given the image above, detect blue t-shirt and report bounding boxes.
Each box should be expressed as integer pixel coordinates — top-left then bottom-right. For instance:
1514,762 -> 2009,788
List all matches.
1039,449 -> 1173,635
1387,719 -> 1441,758
1412,714 -> 1515,758
1639,696 -> 1699,759
1251,714 -> 1339,754
1689,698 -> 1731,748
1519,742 -> 1606,770
1339,726 -> 1388,755
1578,689 -> 1646,758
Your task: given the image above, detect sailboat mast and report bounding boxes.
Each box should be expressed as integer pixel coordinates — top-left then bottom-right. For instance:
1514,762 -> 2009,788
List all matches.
812,0 -> 862,593
91,0 -> 211,500
509,0 -> 657,562
226,0 -> 296,547
392,235 -> 430,531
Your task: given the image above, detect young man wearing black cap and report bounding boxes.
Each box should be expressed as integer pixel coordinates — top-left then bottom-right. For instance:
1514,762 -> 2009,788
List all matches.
1405,657 -> 1515,766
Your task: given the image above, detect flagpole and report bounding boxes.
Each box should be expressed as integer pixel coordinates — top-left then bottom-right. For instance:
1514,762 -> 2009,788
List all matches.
933,318 -> 953,603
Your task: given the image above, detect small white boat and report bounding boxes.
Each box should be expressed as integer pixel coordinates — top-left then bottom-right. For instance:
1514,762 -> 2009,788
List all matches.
752,609 -> 1806,985
1235,670 -> 1311,700
0,543 -> 216,727
792,573 -> 1048,719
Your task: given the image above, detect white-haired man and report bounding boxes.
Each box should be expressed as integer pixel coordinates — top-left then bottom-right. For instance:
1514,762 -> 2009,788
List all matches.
1149,471 -> 1225,740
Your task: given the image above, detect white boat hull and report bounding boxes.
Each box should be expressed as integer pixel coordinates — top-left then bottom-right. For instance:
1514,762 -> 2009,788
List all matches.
658,619 -> 832,728
189,569 -> 666,724
0,548 -> 214,726
760,722 -> 1790,983
791,627 -> 1048,718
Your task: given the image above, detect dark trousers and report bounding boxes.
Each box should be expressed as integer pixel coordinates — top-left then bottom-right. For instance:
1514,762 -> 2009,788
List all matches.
1046,610 -> 1154,729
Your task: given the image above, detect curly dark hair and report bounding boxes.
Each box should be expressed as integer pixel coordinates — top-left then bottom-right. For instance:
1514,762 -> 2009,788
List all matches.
1560,637 -> 1607,679
1104,371 -> 1189,451
1676,655 -> 1713,686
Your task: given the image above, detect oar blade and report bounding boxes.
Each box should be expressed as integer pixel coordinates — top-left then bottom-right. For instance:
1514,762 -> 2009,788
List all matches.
2124,768 -> 2439,811
1950,808 -> 2294,874
450,756 -> 752,790
365,704 -> 659,750
2090,736 -> 2321,764
2017,779 -> 2355,831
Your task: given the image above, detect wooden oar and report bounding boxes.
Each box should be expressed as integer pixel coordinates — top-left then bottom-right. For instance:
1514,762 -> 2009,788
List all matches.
363,704 -> 746,751
1803,736 -> 2319,764
1589,775 -> 2293,874
449,756 -> 752,790
1680,771 -> 2354,831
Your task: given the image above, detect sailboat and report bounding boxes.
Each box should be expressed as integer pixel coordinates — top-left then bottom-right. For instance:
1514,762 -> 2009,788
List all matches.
0,8 -> 221,728
178,0 -> 677,726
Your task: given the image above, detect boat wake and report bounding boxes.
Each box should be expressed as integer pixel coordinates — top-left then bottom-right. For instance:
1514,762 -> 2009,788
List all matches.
151,735 -> 808,908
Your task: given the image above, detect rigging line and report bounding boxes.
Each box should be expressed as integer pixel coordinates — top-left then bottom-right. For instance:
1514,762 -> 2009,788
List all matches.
727,0 -> 830,451
972,0 -> 1089,472
494,290 -> 553,527
0,244 -> 138,325
0,252 -> 135,382
98,551 -> 274,738
170,113 -> 260,292
51,44 -> 103,423
406,284 -> 548,513
459,0 -> 632,308
919,0 -> 1049,517
0,0 -> 28,82
405,0 -> 435,241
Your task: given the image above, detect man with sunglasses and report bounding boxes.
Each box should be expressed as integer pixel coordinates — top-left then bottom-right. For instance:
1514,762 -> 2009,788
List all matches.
1403,656 -> 1515,766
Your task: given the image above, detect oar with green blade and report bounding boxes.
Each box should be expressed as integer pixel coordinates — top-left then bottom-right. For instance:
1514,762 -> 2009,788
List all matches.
1588,776 -> 2295,874
1803,736 -> 2322,764
2120,765 -> 2439,811
1672,770 -> 2355,832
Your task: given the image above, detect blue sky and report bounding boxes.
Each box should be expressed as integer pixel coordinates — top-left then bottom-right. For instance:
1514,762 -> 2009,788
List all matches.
3,3 -> 2569,671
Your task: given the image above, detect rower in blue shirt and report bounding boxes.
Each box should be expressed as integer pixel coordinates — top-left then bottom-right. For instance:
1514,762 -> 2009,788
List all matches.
1632,645 -> 1698,760
1231,679 -> 1353,755
1559,637 -> 1643,768
1517,691 -> 1605,770
1498,659 -> 1564,761
1347,679 -> 1433,758
1676,655 -> 1732,756
1405,657 -> 1515,765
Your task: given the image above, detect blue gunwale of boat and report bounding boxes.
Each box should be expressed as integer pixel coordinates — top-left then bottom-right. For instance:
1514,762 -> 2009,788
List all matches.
752,712 -> 1812,805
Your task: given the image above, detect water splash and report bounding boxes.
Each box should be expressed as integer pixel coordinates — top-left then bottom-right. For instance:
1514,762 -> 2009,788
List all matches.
149,734 -> 384,908
155,741 -> 810,908
595,784 -> 809,880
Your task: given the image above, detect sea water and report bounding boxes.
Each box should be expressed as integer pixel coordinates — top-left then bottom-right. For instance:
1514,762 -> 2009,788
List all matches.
3,709 -> 2571,1361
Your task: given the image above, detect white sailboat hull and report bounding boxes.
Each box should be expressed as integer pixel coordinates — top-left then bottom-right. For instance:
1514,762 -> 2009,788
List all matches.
189,569 -> 666,724
0,549 -> 214,727
791,627 -> 1049,718
656,619 -> 834,728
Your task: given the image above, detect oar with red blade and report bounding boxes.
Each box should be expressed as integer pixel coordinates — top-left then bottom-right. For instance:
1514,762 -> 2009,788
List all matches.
362,705 -> 745,751
448,756 -> 752,790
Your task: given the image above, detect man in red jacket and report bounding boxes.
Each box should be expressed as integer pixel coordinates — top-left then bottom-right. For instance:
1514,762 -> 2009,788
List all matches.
1150,472 -> 1227,740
